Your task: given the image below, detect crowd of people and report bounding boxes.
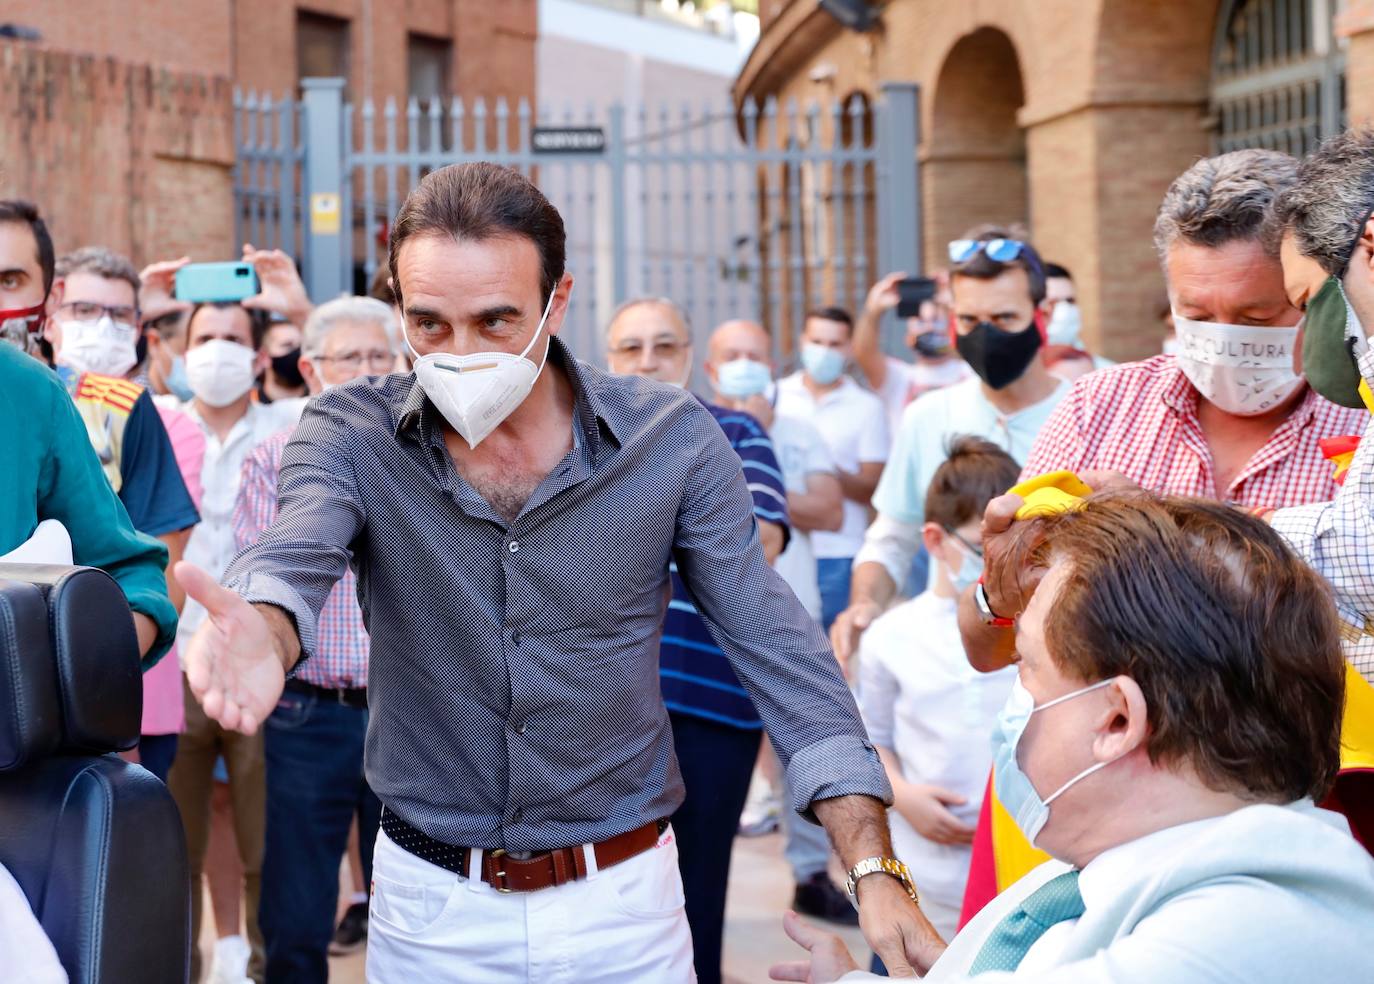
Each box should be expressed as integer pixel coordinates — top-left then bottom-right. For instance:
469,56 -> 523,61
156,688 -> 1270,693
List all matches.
3,121 -> 1374,984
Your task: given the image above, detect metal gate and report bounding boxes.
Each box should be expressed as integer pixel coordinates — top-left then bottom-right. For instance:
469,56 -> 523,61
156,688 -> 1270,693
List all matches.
234,79 -> 920,365
1211,0 -> 1346,154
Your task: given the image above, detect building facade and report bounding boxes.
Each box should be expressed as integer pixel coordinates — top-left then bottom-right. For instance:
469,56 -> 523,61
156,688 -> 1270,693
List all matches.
736,0 -> 1374,361
0,0 -> 535,267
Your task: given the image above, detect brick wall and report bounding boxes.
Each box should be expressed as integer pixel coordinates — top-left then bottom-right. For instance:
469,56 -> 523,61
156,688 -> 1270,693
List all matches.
0,41 -> 235,267
736,0 -> 1223,361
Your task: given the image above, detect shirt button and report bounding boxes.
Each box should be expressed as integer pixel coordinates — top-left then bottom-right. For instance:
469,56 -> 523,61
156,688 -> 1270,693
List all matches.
513,720 -> 527,735
508,807 -> 523,824
511,629 -> 521,644
508,540 -> 520,553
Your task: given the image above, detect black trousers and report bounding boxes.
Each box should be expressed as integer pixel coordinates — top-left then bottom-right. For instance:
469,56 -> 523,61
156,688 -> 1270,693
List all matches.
668,710 -> 763,984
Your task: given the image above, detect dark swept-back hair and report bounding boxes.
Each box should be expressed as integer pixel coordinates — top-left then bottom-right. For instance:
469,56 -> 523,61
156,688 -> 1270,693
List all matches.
0,198 -> 56,296
924,435 -> 1020,530
1276,125 -> 1374,276
1026,494 -> 1344,803
805,306 -> 854,332
950,223 -> 1047,305
388,162 -> 567,309
187,302 -> 270,350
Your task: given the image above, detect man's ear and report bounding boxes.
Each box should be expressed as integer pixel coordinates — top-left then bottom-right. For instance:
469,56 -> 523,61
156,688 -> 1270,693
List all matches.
298,353 -> 322,395
45,277 -> 64,322
920,521 -> 945,558
1092,676 -> 1149,764
544,272 -> 575,338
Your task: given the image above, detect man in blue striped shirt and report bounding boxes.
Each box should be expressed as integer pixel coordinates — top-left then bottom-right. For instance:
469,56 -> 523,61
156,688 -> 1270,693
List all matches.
607,299 -> 789,984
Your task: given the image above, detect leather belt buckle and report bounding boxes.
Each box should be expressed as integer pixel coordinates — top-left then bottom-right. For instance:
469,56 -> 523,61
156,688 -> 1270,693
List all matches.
488,848 -> 513,894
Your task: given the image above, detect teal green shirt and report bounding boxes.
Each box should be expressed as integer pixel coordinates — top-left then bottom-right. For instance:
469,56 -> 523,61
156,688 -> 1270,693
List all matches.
0,343 -> 176,666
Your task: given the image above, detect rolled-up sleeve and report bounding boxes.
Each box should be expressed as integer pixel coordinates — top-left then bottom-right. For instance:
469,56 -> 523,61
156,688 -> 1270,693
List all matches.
222,400 -> 364,665
670,407 -> 892,820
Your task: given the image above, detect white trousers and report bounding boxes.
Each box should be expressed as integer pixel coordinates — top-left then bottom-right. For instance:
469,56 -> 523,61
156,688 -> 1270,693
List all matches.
366,824 -> 696,983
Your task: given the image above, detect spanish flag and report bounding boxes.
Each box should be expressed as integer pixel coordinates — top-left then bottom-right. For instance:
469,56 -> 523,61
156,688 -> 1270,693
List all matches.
958,663 -> 1374,928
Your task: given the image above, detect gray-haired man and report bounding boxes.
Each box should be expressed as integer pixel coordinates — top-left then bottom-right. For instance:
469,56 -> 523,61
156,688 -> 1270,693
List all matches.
234,295 -> 399,984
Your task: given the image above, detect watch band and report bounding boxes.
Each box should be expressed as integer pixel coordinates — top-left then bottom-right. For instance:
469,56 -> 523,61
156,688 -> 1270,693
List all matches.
844,856 -> 920,908
976,576 -> 1014,627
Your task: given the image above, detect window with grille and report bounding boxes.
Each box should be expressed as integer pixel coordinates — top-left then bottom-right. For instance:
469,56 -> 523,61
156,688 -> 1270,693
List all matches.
1211,0 -> 1347,154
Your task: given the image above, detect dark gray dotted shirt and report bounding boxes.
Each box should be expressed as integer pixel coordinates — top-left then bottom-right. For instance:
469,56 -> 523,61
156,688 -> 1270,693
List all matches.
225,339 -> 890,852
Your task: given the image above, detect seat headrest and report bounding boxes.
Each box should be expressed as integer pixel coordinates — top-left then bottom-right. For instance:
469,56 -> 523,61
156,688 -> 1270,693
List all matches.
0,565 -> 141,770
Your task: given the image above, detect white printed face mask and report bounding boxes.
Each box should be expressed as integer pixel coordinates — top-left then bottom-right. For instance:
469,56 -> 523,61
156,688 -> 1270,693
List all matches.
56,314 -> 139,378
1172,315 -> 1303,417
407,290 -> 557,449
185,339 -> 257,407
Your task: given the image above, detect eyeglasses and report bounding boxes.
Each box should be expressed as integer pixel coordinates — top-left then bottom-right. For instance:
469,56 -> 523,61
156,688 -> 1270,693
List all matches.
316,350 -> 395,372
608,339 -> 687,360
945,528 -> 984,559
59,301 -> 138,328
947,238 -> 1028,265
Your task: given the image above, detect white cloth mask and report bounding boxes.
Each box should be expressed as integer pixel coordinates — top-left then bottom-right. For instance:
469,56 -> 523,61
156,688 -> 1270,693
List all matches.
185,338 -> 257,407
407,291 -> 557,449
56,314 -> 138,378
1172,315 -> 1303,417
1046,301 -> 1082,348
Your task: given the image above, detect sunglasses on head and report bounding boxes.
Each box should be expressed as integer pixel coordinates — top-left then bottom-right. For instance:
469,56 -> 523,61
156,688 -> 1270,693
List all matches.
948,238 -> 1028,265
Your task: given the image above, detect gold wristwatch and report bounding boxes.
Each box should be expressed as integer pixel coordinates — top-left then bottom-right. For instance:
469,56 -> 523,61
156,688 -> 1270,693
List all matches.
844,856 -> 919,909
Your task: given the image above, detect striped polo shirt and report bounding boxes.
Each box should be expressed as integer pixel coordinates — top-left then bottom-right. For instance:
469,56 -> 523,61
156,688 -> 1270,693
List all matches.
660,399 -> 789,730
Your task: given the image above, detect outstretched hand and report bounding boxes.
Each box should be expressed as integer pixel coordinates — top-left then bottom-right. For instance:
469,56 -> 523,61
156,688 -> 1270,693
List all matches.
176,561 -> 288,734
770,910 -> 861,983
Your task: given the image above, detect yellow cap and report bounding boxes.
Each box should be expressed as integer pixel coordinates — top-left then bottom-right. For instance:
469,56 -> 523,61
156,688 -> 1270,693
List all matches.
1007,470 -> 1094,520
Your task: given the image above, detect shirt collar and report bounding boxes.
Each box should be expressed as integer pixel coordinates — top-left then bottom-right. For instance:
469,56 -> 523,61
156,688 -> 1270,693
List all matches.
396,337 -> 620,454
1159,358 -> 1201,416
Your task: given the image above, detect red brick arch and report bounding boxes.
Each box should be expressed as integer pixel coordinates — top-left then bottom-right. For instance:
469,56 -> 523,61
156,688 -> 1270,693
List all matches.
923,26 -> 1029,271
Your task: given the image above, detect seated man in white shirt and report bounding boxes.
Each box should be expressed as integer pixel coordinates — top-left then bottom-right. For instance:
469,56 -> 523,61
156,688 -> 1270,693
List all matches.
774,494 -> 1374,983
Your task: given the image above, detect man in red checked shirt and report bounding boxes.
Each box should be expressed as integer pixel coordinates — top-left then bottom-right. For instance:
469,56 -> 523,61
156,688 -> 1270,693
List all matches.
1017,148 -> 1365,511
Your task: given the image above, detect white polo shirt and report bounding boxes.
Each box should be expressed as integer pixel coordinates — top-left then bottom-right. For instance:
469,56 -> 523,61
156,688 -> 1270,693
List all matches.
776,372 -> 889,559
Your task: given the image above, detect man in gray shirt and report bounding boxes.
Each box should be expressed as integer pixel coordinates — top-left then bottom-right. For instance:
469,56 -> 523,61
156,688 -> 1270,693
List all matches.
178,162 -> 940,981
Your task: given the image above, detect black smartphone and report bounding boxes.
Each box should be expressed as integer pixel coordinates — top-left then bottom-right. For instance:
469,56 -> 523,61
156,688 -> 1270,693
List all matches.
895,276 -> 938,319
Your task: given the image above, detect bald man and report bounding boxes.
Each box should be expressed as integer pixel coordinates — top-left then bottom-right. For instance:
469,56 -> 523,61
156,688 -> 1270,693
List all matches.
703,319 -> 858,927
606,302 -> 795,983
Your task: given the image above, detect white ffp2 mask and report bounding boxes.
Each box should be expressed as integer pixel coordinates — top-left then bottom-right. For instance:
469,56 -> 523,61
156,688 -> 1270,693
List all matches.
408,291 -> 557,449
185,339 -> 257,407
1172,315 -> 1303,417
56,314 -> 139,378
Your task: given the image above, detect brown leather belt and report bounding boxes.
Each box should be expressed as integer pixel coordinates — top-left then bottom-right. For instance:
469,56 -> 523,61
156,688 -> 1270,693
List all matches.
380,809 -> 667,893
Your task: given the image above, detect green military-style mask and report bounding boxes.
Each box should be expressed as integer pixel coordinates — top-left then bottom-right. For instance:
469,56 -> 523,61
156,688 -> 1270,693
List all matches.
1302,273 -> 1368,409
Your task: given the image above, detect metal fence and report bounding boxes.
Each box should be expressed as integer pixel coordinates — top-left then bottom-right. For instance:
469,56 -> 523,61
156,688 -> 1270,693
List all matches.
234,79 -> 921,366
1211,0 -> 1346,154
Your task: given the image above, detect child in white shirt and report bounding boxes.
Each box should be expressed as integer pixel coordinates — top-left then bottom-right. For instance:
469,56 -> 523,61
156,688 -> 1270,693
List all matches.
856,436 -> 1020,938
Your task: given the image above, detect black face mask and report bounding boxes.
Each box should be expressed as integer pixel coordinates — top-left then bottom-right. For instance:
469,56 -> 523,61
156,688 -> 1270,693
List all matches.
270,346 -> 305,388
955,320 -> 1042,390
912,330 -> 952,359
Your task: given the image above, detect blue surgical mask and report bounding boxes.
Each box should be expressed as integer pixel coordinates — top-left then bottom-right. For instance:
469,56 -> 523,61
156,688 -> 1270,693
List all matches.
801,343 -> 846,385
717,357 -> 773,398
946,535 -> 984,595
165,353 -> 195,402
991,676 -> 1118,846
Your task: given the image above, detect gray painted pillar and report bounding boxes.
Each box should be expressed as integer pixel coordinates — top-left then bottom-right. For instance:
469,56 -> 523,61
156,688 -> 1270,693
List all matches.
302,77 -> 347,303
878,82 -> 921,358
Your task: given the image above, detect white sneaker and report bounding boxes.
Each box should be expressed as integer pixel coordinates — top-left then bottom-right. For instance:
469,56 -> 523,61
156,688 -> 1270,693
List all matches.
210,934 -> 251,984
738,776 -> 782,837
